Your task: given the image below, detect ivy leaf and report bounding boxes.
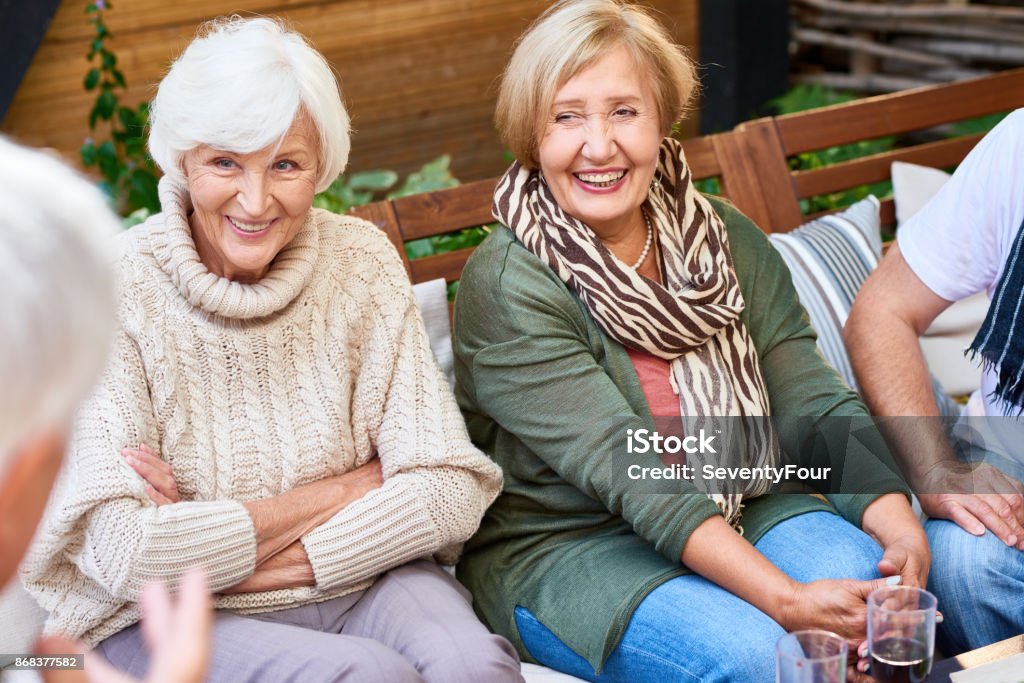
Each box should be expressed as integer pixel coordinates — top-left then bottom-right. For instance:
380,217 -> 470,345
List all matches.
96,89 -> 117,120
97,140 -> 119,182
84,68 -> 101,90
112,69 -> 126,88
118,105 -> 139,129
101,50 -> 117,69
80,141 -> 98,167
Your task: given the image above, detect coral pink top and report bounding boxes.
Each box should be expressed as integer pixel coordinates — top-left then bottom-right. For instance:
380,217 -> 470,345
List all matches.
626,348 -> 680,417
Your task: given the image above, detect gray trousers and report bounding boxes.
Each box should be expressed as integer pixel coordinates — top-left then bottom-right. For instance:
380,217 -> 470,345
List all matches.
99,560 -> 523,683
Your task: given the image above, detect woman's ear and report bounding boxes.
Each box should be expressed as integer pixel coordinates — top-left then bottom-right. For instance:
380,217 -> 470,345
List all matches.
0,430 -> 66,588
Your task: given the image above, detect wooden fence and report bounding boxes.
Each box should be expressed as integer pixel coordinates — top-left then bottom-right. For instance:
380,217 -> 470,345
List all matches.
2,0 -> 699,182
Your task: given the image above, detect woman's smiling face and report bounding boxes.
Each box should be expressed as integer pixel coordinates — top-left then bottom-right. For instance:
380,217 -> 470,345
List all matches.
183,115 -> 320,283
537,45 -> 663,238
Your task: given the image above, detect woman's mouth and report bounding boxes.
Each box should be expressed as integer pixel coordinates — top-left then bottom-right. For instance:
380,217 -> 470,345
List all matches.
574,170 -> 626,189
227,216 -> 273,235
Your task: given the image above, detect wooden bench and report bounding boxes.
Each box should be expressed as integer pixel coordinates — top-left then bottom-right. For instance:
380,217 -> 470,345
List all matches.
352,66 -> 1024,286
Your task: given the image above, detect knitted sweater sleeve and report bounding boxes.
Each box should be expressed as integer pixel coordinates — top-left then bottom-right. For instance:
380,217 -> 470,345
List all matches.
300,232 -> 503,591
23,328 -> 257,603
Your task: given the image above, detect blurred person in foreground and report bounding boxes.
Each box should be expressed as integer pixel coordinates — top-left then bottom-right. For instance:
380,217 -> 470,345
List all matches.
453,1 -> 928,680
847,111 -> 1024,653
21,16 -> 520,683
0,135 -> 210,683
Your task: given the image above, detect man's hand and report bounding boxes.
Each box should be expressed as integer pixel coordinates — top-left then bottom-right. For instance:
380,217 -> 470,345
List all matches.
919,460 -> 1024,549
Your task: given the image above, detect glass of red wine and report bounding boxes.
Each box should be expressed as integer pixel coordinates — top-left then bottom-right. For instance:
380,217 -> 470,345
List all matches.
776,629 -> 848,683
868,586 -> 937,683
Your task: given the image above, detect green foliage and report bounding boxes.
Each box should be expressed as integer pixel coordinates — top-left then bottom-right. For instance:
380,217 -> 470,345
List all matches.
950,112 -> 1009,137
81,1 -> 160,216
768,85 -> 1008,215
314,155 -> 493,269
769,84 -> 895,213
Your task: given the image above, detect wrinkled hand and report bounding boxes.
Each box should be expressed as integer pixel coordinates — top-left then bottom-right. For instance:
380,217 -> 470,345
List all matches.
877,532 -> 931,589
918,460 -> 1024,549
84,568 -> 211,683
778,575 -> 897,681
778,575 -> 892,641
122,444 -> 179,506
342,457 -> 384,498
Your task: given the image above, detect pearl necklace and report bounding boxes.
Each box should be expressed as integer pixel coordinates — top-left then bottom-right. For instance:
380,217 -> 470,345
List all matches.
630,209 -> 653,270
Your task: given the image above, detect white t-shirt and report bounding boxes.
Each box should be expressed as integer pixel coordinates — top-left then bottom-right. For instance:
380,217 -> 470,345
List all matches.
899,109 -> 1024,419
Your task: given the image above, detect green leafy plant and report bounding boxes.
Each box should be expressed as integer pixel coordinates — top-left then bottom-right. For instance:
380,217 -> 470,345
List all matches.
80,1 -> 160,216
769,84 -> 895,214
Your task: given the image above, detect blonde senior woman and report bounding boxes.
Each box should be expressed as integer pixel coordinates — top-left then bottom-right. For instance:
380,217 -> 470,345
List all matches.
453,1 -> 928,681
0,136 -> 210,683
23,17 -> 520,683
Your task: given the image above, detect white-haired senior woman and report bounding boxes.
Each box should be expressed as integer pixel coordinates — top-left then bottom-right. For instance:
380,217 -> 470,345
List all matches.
23,17 -> 521,683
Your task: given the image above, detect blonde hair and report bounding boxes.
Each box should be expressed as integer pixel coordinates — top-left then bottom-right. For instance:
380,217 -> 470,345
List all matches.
496,0 -> 697,168
149,16 -> 350,193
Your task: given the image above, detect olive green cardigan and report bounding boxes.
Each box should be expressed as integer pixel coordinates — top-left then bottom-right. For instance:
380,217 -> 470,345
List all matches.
453,197 -> 908,672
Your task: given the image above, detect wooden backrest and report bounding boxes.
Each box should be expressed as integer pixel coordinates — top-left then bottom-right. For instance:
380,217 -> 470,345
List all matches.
720,67 -> 1024,233
351,136 -> 726,284
353,66 -> 1024,281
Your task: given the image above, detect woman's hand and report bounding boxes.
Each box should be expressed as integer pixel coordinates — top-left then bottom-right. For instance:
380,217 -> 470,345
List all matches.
777,575 -> 892,640
860,493 -> 931,588
122,444 -> 180,506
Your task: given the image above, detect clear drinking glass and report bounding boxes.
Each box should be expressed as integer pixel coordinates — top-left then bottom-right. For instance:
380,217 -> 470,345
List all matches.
868,585 -> 937,683
776,629 -> 848,683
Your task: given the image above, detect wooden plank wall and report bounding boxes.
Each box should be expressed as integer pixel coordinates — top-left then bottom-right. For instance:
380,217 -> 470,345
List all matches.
1,0 -> 699,183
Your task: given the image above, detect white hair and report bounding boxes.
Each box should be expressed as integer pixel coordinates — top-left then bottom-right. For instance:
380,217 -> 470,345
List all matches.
0,137 -> 118,471
148,16 -> 350,193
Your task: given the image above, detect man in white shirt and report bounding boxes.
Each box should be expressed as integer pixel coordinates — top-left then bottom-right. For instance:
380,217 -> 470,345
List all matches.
847,110 -> 1024,653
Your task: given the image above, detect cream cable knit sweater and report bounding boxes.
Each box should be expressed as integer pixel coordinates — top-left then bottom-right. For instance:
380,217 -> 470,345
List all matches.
22,178 -> 502,647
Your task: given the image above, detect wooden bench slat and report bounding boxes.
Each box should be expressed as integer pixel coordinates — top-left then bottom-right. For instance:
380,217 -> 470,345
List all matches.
392,178 -> 499,241
408,247 -> 477,284
775,67 -> 1024,155
792,133 -> 984,199
680,135 -> 722,178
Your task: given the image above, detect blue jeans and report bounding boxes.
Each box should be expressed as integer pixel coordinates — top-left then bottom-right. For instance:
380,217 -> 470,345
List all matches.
514,511 -> 882,682
926,519 -> 1024,654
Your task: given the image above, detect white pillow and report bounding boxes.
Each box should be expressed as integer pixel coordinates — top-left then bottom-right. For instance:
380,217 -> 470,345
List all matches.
892,161 -> 985,396
411,278 -> 454,387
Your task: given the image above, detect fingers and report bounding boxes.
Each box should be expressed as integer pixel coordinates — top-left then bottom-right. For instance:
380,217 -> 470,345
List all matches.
139,580 -> 174,653
121,444 -> 180,504
33,636 -> 89,683
147,569 -> 212,683
853,574 -> 900,600
958,494 -> 1023,547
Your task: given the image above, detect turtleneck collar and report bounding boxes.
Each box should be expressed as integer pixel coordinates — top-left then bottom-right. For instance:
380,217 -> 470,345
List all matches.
149,175 -> 319,320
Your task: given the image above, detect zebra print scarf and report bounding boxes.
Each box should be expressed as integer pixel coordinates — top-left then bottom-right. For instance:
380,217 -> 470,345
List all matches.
492,137 -> 778,527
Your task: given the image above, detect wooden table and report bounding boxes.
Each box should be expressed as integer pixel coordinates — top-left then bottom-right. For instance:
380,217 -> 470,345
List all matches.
931,635 -> 1024,681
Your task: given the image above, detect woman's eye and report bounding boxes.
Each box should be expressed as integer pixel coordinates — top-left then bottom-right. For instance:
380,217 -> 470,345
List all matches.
612,108 -> 637,119
214,158 -> 235,169
554,113 -> 580,124
274,160 -> 297,171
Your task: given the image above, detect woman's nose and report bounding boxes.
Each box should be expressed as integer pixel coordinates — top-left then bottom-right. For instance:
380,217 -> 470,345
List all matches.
237,173 -> 272,216
582,118 -> 616,162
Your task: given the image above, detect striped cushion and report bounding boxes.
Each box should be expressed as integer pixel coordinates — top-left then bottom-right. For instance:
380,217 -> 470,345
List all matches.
769,196 -> 881,393
768,197 -> 960,420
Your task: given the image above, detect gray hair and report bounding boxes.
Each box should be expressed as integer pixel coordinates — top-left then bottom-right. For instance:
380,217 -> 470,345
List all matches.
148,16 -> 351,193
0,137 -> 117,470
